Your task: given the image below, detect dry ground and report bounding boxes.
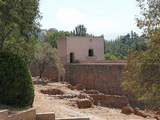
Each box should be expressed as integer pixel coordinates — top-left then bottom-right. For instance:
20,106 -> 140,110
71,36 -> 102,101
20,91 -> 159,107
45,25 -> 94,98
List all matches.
33,82 -> 155,120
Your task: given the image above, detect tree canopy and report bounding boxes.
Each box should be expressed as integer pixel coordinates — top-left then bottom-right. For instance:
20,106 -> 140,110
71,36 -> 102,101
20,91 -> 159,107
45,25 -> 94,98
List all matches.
48,31 -> 71,48
105,31 -> 147,60
0,0 -> 40,50
73,25 -> 87,36
122,0 -> 160,108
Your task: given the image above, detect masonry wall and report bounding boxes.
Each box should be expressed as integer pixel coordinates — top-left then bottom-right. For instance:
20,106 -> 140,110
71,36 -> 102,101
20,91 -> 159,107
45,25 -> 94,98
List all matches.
0,109 -> 55,120
65,63 -> 126,95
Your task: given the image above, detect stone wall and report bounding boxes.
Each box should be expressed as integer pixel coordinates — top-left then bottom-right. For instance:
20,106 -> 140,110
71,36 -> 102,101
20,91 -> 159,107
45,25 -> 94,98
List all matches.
8,109 -> 36,120
56,118 -> 89,120
65,63 -> 126,95
36,112 -> 55,120
0,110 -> 8,120
0,109 -> 90,120
0,109 -> 55,120
30,62 -> 127,95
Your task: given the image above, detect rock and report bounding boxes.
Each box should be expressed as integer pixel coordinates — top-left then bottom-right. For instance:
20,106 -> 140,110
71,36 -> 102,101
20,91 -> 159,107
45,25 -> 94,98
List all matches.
134,108 -> 148,118
121,105 -> 134,115
40,88 -> 64,95
76,99 -> 93,109
58,94 -> 77,99
67,84 -> 74,90
78,94 -> 89,99
154,116 -> 160,120
77,94 -> 94,104
89,94 -> 129,108
33,77 -> 48,85
156,111 -> 160,115
73,84 -> 86,90
85,90 -> 100,94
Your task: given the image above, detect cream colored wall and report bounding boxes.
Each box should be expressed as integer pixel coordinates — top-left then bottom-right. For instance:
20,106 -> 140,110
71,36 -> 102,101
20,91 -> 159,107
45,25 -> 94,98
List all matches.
57,38 -> 67,63
66,37 -> 105,63
57,36 -> 105,63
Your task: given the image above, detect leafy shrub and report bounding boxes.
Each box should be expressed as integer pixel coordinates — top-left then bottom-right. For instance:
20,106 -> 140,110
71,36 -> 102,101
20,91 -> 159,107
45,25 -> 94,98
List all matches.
0,51 -> 34,108
122,47 -> 160,109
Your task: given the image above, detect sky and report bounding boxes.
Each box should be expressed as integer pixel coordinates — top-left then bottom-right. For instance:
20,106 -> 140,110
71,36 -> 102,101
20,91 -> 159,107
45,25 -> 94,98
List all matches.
39,0 -> 141,40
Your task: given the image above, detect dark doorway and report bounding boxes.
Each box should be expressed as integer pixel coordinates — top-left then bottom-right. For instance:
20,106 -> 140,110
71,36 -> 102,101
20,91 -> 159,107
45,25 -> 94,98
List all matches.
70,52 -> 75,63
88,49 -> 94,57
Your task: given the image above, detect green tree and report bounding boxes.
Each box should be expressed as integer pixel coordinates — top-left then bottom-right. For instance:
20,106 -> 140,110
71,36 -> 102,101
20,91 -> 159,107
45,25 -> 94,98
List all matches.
105,31 -> 147,60
136,0 -> 160,38
0,52 -> 34,108
123,0 -> 160,108
48,31 -> 71,48
0,0 -> 40,108
74,25 -> 87,36
34,42 -> 65,79
5,38 -> 38,64
0,0 -> 40,50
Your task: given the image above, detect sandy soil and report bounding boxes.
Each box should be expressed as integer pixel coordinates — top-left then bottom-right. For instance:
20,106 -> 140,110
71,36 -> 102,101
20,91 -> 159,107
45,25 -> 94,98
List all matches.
33,82 -> 155,120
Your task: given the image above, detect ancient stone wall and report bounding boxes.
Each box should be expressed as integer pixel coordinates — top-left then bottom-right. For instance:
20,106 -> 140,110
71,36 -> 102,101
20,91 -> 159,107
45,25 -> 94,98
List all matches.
65,63 -> 126,95
56,118 -> 90,120
8,109 -> 36,120
0,109 -> 55,120
30,62 -> 127,95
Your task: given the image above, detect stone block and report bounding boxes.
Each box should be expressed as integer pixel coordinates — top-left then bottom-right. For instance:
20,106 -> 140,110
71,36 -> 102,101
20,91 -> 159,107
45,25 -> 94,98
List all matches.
0,110 -> 8,120
36,112 -> 55,120
8,108 -> 36,120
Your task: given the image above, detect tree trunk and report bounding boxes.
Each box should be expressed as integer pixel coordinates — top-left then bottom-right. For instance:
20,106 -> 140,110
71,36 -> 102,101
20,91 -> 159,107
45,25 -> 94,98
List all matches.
39,63 -> 45,78
0,39 -> 4,51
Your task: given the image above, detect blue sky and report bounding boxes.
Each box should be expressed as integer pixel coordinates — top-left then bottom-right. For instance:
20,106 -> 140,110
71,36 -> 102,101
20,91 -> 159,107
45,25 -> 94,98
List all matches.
40,0 -> 141,39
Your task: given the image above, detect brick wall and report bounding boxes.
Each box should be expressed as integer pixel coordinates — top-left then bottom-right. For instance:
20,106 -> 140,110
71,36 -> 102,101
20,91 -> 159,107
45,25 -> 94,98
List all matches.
65,63 -> 126,95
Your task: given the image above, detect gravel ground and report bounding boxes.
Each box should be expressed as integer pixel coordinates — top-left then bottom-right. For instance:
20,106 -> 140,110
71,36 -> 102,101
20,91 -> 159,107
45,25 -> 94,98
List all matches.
33,82 -> 155,120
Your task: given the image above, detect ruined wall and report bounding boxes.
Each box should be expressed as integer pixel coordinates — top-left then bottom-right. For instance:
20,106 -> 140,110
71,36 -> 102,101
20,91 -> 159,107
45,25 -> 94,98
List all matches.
8,109 -> 36,120
30,62 -> 127,95
65,63 -> 126,95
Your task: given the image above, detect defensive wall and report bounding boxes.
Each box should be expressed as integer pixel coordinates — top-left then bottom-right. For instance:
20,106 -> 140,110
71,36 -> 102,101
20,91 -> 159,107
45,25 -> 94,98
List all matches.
65,62 -> 126,95
30,61 -> 127,95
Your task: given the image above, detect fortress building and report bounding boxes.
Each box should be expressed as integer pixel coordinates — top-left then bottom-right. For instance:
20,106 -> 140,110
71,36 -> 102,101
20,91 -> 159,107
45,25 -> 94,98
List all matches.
57,36 -> 105,63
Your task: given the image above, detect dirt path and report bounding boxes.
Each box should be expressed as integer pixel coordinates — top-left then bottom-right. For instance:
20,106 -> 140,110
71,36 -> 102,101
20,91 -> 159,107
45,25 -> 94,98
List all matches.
33,83 -> 155,120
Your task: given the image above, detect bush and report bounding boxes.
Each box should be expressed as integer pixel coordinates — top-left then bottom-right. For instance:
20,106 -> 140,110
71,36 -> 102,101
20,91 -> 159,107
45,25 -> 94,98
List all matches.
0,51 -> 34,108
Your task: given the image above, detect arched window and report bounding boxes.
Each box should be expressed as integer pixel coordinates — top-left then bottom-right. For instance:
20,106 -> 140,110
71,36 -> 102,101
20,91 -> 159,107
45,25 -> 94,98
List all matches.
88,49 -> 94,57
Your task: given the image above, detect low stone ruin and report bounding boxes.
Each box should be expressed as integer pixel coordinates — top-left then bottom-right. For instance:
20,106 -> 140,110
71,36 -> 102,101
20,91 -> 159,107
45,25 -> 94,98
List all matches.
0,108 -> 90,120
89,94 -> 128,108
75,99 -> 93,109
40,88 -> 64,95
33,77 -> 48,85
73,84 -> 86,90
121,105 -> 135,115
84,90 -> 100,95
121,105 -> 160,120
